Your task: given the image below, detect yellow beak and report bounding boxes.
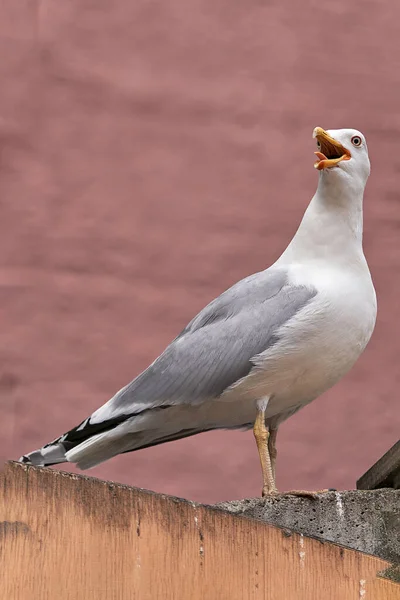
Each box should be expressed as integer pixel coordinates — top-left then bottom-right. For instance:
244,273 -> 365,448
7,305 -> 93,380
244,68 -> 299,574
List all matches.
313,127 -> 351,170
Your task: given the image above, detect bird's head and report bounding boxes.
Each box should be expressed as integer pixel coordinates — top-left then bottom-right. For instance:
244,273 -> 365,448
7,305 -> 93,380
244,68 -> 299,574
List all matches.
313,127 -> 370,186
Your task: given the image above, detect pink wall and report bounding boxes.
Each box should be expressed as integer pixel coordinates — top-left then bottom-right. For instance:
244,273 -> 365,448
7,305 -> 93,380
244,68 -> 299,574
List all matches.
1,1 -> 399,502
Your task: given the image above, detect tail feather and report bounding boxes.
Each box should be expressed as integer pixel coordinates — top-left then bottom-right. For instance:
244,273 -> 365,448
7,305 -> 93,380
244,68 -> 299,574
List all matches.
65,431 -> 138,470
19,442 -> 68,467
65,423 -> 237,470
18,405 -> 254,471
18,412 -> 131,468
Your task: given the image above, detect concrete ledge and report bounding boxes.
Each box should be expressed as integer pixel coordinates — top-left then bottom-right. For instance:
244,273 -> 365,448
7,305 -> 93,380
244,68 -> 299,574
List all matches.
216,489 -> 400,566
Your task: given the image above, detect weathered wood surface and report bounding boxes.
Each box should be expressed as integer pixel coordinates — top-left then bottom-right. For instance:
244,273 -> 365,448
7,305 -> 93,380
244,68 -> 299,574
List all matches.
357,440 -> 400,490
0,462 -> 398,600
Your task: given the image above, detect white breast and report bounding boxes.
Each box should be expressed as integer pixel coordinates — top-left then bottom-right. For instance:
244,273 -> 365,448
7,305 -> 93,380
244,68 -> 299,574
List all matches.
291,260 -> 377,358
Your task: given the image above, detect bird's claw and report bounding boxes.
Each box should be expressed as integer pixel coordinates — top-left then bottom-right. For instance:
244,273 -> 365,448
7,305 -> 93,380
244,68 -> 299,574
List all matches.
261,487 -> 279,497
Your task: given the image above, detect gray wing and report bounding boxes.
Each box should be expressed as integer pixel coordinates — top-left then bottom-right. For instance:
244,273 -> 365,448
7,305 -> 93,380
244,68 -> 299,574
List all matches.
88,267 -> 317,425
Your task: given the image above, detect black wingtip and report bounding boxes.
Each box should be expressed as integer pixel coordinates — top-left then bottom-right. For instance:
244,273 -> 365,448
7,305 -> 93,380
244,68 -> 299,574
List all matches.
18,455 -> 31,464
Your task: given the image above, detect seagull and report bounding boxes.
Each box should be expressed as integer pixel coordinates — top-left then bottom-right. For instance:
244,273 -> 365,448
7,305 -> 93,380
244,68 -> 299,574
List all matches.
19,127 -> 377,497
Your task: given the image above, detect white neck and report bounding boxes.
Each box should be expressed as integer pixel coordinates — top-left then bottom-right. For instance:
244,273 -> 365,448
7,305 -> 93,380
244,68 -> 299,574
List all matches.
276,172 -> 366,267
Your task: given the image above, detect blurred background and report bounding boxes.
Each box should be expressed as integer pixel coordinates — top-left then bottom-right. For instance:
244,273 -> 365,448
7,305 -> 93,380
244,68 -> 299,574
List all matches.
1,1 -> 399,503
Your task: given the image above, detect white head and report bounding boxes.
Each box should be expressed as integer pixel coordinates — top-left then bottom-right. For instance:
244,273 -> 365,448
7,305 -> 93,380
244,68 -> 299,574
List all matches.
312,127 -> 370,190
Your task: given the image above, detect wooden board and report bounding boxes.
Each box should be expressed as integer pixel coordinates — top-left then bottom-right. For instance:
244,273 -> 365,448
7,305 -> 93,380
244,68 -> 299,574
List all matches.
0,462 -> 398,600
357,440 -> 400,490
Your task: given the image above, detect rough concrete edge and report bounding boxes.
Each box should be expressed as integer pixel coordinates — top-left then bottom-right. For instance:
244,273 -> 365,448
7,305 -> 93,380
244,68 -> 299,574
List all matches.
3,461 -> 399,580
215,489 -> 400,570
378,564 -> 400,584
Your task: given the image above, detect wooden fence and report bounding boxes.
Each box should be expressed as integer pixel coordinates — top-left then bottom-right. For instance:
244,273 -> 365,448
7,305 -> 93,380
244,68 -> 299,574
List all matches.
0,461 -> 398,599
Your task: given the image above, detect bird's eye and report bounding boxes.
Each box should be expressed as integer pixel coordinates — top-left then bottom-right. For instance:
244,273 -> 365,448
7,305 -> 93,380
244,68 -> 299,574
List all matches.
316,141 -> 321,150
351,136 -> 362,147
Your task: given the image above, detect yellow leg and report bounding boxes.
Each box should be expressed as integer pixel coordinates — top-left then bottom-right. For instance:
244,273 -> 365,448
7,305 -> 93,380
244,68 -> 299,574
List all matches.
253,407 -> 278,496
268,427 -> 278,483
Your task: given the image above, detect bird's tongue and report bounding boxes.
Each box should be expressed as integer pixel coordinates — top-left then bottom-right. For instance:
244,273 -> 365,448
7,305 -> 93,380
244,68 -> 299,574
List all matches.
314,151 -> 347,171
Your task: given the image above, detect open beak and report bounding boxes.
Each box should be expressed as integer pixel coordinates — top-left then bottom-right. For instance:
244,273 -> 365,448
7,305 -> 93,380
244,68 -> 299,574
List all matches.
313,127 -> 351,170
